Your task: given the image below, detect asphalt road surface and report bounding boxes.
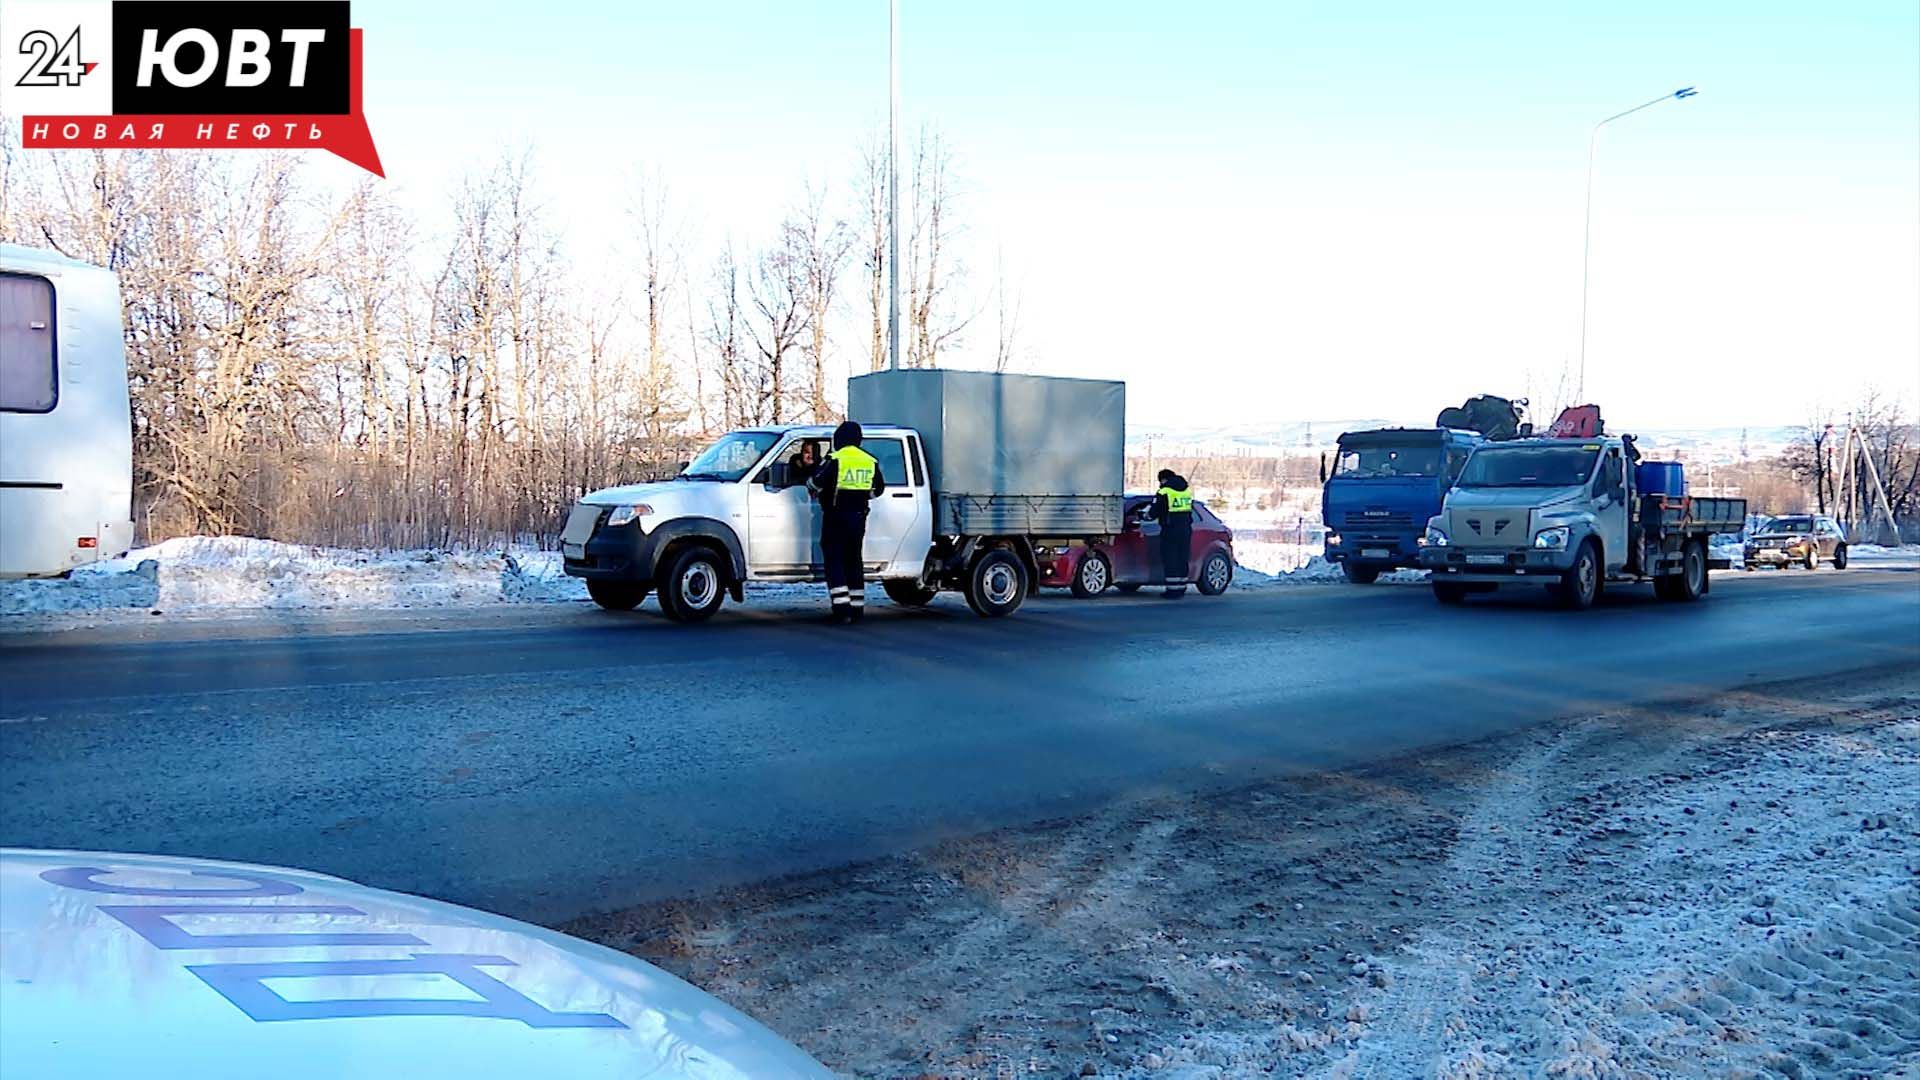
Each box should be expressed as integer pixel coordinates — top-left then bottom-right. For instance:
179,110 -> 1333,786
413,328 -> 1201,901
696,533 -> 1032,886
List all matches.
3,565 -> 1916,925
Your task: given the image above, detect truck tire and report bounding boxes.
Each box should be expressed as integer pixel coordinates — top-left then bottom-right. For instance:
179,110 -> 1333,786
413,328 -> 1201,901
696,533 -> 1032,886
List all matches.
1558,541 -> 1601,610
586,579 -> 647,611
1197,551 -> 1234,596
1675,539 -> 1707,601
1070,551 -> 1111,598
1341,561 -> 1380,585
1832,544 -> 1848,569
1432,581 -> 1468,605
659,546 -> 727,623
883,579 -> 938,607
965,549 -> 1027,617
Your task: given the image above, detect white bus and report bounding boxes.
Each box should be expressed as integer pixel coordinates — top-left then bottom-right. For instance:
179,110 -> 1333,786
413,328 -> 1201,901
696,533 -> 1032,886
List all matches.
0,244 -> 134,578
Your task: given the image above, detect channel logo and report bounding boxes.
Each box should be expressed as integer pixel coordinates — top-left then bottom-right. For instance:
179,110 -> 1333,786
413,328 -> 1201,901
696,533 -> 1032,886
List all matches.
3,1 -> 383,176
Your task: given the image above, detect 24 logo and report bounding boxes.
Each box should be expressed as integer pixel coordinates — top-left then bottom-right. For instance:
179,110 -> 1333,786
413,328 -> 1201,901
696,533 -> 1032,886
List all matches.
14,27 -> 97,87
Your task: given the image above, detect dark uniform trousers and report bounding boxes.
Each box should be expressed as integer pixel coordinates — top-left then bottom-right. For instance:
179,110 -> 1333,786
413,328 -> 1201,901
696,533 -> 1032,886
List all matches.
1160,518 -> 1192,590
822,509 -> 867,615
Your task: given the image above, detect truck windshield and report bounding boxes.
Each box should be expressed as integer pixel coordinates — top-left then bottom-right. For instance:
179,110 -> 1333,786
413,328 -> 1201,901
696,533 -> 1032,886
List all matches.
1458,446 -> 1599,488
682,431 -> 780,481
1332,444 -> 1442,479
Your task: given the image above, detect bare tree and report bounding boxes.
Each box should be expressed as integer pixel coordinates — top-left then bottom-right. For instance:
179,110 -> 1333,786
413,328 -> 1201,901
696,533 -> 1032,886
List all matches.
745,234 -> 811,424
905,129 -> 971,367
857,136 -> 890,372
992,247 -> 1023,373
1783,411 -> 1836,514
786,186 -> 854,420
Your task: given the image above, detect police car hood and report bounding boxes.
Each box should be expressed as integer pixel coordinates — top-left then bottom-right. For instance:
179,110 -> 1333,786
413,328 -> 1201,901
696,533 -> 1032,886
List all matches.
0,849 -> 831,1079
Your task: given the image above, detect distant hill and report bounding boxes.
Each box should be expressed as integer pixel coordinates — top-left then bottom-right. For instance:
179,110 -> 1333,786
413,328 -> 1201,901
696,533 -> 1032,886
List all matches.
1127,421 -> 1804,462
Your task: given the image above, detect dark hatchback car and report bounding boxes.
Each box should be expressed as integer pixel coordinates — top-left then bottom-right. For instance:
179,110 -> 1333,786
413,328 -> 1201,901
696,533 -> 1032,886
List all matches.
1744,514 -> 1849,570
1041,495 -> 1236,597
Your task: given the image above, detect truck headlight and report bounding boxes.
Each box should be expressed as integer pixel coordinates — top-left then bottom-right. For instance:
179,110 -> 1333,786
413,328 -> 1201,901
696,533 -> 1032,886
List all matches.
604,504 -> 653,528
1421,525 -> 1448,548
1533,526 -> 1570,550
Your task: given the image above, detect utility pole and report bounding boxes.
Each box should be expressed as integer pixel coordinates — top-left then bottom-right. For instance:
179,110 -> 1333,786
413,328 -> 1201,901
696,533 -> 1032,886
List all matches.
887,0 -> 902,371
1577,86 -> 1696,401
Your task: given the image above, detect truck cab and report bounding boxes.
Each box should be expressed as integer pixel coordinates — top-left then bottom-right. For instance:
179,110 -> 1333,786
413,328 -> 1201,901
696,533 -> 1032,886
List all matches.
1419,436 -> 1744,609
561,424 -> 935,620
1321,427 -> 1479,583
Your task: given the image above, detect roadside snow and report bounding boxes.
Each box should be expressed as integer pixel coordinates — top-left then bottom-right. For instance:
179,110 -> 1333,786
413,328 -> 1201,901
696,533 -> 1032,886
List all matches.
571,668 -> 1920,1080
1231,540 -> 1426,588
0,536 -> 587,616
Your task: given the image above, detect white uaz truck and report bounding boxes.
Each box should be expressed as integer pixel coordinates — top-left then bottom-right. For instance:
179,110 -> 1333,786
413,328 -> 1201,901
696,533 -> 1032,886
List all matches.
559,370 -> 1125,622
1418,435 -> 1745,610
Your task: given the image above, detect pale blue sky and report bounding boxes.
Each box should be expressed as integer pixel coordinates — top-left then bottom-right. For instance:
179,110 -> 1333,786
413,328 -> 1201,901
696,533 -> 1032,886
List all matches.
329,0 -> 1919,430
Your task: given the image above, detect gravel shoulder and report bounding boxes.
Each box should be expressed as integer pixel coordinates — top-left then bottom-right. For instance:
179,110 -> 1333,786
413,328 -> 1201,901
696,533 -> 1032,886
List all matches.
568,665 -> 1920,1079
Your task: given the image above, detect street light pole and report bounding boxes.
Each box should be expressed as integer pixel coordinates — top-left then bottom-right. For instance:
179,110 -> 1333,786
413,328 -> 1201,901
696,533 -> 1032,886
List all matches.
887,0 -> 902,371
1576,86 -> 1696,401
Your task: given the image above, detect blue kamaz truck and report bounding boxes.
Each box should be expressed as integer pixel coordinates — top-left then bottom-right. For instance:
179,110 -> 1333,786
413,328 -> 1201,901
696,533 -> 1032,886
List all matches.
1321,427 -> 1484,583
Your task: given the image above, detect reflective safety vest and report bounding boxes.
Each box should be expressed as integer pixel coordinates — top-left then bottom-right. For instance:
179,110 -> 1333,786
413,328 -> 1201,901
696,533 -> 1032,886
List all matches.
1158,486 -> 1193,514
831,446 -> 878,492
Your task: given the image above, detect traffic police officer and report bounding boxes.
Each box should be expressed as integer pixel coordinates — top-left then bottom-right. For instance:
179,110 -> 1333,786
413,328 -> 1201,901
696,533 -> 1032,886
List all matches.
1150,468 -> 1194,598
807,421 -> 885,622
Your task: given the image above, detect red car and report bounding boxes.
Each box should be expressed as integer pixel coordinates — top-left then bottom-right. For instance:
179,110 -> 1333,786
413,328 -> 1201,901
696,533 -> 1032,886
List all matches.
1041,495 -> 1236,597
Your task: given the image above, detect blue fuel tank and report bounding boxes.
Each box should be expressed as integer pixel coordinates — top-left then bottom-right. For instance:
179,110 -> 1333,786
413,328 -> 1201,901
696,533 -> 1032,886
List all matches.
1635,461 -> 1686,498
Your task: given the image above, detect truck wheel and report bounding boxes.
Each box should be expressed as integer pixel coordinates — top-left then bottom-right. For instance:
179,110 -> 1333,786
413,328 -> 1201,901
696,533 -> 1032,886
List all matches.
883,579 -> 938,607
1341,561 -> 1380,585
1197,551 -> 1234,596
1432,581 -> 1469,605
1832,544 -> 1848,570
1070,551 -> 1111,598
586,579 -> 648,611
1558,542 -> 1601,610
1675,540 -> 1707,601
659,546 -> 726,623
965,549 -> 1027,617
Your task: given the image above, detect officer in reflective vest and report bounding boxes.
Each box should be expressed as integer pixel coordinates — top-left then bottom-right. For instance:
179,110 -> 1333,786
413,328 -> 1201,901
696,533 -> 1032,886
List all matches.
1150,468 -> 1194,598
807,421 -> 885,623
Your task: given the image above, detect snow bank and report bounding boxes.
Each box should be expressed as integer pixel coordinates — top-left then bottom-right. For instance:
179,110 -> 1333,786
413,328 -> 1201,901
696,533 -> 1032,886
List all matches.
1229,539 -> 1426,589
0,536 -> 587,616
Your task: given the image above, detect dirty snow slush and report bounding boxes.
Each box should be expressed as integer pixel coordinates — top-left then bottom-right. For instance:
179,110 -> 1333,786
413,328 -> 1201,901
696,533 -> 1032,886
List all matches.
569,667 -> 1920,1079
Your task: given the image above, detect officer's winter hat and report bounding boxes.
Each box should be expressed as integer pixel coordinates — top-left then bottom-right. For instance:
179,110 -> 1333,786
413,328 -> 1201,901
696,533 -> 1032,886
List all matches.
833,421 -> 863,449
1157,469 -> 1176,485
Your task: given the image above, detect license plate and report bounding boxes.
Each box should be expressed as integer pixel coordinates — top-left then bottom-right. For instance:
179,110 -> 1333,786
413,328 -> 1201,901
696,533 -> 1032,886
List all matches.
563,543 -> 584,559
1361,548 -> 1390,559
1466,553 -> 1506,565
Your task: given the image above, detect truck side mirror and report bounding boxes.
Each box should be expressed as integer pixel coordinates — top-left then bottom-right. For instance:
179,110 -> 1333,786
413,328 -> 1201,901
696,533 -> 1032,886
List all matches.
678,460 -> 691,474
1319,453 -> 1328,485
766,462 -> 791,488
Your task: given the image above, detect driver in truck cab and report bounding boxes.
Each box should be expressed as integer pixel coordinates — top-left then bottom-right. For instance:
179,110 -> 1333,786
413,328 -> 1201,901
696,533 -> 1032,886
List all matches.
807,421 -> 886,623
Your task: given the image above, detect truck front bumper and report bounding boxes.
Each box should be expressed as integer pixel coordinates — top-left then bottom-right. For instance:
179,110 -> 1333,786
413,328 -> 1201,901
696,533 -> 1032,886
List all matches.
562,519 -> 656,582
1326,533 -> 1420,568
1419,545 -> 1577,580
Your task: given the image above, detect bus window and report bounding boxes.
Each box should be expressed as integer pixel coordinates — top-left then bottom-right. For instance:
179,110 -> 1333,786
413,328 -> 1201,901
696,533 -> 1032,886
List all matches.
1,274 -> 57,413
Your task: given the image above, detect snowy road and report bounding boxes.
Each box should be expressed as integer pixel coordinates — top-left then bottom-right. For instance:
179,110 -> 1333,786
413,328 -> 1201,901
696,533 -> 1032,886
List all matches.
2,565 -> 1916,925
